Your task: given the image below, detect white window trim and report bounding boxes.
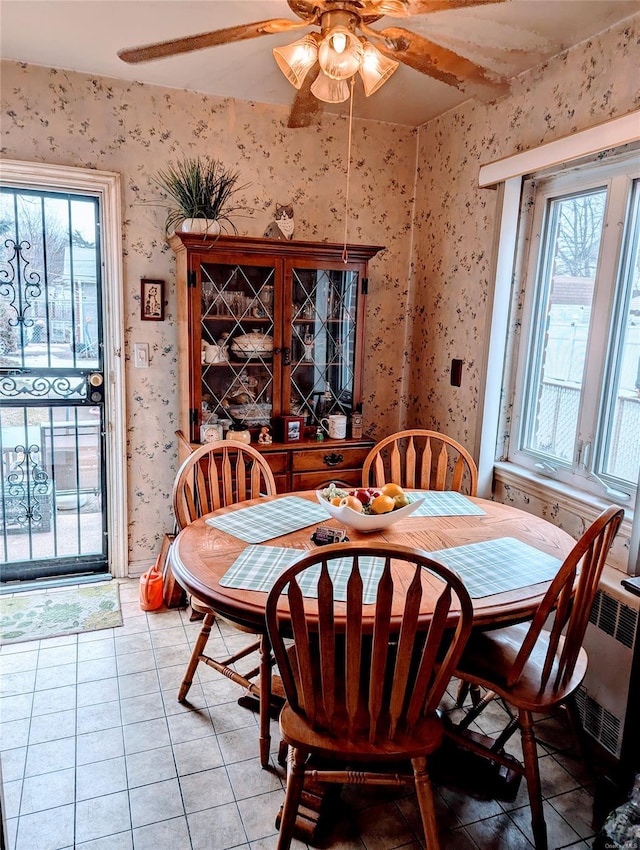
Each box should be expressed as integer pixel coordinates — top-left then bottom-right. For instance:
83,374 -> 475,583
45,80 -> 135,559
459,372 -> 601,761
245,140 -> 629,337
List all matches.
0,158 -> 128,578
476,110 -> 640,573
478,111 -> 640,188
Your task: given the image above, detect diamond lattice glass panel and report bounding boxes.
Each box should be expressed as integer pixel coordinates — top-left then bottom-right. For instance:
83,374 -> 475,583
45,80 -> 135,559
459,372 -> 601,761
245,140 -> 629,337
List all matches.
290,267 -> 358,425
200,263 -> 276,428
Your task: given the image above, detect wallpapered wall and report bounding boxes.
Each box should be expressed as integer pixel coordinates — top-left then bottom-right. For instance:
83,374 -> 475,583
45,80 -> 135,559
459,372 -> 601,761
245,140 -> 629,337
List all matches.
410,14 -> 639,562
1,12 -> 638,572
0,60 -> 417,569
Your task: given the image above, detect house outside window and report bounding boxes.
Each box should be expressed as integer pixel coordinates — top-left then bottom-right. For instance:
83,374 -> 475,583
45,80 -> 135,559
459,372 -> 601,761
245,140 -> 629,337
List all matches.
507,155 -> 640,506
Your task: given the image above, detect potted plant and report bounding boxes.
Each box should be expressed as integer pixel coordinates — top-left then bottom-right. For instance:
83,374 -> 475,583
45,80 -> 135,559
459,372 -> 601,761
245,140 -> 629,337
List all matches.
152,156 -> 248,237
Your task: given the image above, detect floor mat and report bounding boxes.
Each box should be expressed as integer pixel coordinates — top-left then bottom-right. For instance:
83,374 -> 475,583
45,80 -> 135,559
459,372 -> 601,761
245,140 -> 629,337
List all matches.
0,582 -> 122,644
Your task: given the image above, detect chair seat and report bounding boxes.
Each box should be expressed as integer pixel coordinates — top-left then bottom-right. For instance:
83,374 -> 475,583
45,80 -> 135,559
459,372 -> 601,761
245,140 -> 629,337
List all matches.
456,622 -> 588,712
280,703 -> 444,762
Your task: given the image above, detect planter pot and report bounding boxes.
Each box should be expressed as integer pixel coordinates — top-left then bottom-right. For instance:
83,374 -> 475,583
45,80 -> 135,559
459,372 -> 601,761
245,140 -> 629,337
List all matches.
180,218 -> 221,236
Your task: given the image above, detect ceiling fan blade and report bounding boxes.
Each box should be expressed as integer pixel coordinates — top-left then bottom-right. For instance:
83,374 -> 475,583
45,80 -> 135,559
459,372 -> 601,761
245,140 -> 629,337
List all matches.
118,19 -> 309,64
392,0 -> 507,15
287,67 -> 324,128
364,25 -> 509,100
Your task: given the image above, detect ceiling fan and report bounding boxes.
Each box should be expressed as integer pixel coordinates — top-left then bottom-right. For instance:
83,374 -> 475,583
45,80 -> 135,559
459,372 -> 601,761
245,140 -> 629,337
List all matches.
118,0 -> 510,128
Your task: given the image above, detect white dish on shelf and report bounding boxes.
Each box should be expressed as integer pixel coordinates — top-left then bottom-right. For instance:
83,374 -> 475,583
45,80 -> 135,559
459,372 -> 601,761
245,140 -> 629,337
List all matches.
315,491 -> 424,533
225,403 -> 272,425
230,332 -> 273,359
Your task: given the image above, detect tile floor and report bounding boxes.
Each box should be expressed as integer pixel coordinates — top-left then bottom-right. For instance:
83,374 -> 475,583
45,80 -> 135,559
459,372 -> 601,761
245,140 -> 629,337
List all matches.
0,579 -> 601,850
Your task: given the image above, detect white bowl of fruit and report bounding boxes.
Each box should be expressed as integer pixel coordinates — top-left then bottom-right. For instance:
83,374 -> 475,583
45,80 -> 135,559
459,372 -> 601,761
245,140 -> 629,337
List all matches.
316,483 -> 424,533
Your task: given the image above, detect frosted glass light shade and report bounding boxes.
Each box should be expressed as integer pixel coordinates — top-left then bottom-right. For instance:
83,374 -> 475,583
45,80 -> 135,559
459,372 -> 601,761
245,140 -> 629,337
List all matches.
310,72 -> 350,103
318,26 -> 362,80
273,35 -> 318,89
358,41 -> 399,96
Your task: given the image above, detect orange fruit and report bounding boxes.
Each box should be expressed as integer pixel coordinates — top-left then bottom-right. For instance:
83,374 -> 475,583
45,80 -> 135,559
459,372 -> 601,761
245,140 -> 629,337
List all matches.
330,496 -> 342,506
371,494 -> 395,514
340,495 -> 364,513
380,483 -> 404,498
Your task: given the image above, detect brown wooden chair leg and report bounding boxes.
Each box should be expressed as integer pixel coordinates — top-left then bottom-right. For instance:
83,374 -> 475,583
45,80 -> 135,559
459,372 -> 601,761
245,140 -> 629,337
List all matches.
520,709 -> 548,850
258,633 -> 273,768
412,756 -> 441,850
276,746 -> 308,850
178,612 -> 214,702
455,679 -> 470,707
456,679 -> 483,709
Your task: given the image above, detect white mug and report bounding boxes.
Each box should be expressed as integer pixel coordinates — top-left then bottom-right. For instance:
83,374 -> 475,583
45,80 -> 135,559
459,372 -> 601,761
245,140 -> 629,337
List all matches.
321,414 -> 347,439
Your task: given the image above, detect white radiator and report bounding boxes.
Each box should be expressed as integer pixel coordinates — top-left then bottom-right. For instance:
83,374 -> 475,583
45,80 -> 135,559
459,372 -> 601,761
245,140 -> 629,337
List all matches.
575,565 -> 640,759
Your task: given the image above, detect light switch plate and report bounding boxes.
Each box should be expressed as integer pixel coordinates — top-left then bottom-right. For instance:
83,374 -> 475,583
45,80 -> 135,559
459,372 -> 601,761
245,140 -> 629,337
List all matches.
133,342 -> 150,368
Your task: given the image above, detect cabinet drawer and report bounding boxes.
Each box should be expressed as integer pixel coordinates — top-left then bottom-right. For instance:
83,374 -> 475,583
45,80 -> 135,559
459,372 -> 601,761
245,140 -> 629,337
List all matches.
273,473 -> 290,492
260,451 -> 289,475
292,469 -> 363,491
291,446 -> 371,473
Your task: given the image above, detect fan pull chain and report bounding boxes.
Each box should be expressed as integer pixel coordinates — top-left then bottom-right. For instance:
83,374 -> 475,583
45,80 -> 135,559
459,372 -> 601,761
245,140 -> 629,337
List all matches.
342,76 -> 356,264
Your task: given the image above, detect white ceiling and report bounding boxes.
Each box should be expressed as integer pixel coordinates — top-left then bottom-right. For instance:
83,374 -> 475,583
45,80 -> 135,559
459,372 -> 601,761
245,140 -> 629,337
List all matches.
1,0 -> 638,127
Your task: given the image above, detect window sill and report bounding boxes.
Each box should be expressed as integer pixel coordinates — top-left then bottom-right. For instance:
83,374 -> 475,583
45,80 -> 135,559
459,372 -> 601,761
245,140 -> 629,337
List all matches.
493,462 -> 634,566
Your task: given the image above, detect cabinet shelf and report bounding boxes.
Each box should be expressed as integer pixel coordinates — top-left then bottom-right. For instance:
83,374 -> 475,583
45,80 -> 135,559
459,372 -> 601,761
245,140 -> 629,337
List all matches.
203,316 -> 272,324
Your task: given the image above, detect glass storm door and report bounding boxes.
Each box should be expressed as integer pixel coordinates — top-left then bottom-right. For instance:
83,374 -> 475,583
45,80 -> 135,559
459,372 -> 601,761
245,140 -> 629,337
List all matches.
0,187 -> 108,583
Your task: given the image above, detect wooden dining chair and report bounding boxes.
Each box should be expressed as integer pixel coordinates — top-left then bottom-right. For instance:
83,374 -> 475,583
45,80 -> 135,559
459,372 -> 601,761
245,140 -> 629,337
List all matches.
172,436 -> 278,767
447,505 -> 624,850
265,541 -> 474,850
362,429 -> 478,495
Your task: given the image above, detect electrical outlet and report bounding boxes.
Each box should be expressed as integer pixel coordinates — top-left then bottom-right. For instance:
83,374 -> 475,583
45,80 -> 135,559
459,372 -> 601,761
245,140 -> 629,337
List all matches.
133,343 -> 150,368
451,358 -> 463,387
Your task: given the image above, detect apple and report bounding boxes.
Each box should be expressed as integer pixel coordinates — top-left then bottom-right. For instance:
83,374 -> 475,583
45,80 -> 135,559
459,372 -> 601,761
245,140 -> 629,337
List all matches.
353,488 -> 372,505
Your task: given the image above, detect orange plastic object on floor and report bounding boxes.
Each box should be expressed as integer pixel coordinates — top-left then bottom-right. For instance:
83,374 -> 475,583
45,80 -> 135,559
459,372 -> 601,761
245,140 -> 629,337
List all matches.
139,565 -> 164,610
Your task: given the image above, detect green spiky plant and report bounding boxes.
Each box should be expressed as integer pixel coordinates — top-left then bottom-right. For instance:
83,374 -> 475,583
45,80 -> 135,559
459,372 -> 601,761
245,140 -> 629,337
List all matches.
152,156 -> 249,236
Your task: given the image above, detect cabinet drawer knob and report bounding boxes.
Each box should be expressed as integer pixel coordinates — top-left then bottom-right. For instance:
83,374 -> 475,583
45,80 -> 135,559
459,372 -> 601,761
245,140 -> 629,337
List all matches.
323,452 -> 344,467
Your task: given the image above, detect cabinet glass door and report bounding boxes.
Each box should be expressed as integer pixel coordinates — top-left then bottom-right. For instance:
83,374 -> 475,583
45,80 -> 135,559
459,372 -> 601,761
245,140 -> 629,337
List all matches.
198,260 -> 278,438
289,265 -> 361,427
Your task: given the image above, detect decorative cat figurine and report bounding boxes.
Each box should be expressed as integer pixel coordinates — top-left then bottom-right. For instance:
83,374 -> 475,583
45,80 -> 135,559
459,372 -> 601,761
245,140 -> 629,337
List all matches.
263,203 -> 294,240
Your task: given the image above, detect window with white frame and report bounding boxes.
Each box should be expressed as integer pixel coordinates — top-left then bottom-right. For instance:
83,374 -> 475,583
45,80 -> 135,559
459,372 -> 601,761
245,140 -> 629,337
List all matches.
509,155 -> 640,505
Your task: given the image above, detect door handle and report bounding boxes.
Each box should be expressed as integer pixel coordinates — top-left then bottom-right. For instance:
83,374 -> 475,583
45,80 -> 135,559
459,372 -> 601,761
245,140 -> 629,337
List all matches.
87,372 -> 104,403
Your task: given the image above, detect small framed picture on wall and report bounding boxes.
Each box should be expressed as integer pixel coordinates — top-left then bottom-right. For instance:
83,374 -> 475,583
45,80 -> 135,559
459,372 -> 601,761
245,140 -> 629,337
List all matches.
276,415 -> 305,443
141,279 -> 165,321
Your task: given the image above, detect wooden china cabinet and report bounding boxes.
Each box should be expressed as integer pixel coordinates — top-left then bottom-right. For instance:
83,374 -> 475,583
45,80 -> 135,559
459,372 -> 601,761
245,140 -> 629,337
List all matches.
171,233 -> 383,491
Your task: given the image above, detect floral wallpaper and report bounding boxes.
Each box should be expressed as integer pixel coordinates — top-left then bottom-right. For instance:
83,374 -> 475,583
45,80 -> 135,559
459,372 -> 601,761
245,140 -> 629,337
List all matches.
408,14 -> 639,566
1,12 -> 638,573
0,61 -> 417,570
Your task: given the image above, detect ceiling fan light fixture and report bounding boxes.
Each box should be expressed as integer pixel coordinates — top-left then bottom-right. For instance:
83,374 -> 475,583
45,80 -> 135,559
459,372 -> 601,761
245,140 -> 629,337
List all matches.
358,41 -> 399,97
318,26 -> 363,81
273,34 -> 318,89
310,71 -> 350,103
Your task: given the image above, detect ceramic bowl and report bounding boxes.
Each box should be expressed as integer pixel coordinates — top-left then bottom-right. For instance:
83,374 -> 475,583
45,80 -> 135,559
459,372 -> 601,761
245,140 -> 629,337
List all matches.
316,491 -> 424,533
230,332 -> 273,359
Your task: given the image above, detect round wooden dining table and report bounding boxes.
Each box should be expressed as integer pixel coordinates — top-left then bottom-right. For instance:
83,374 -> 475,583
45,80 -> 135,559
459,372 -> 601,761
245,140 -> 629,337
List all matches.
170,490 -> 576,833
169,490 -> 575,632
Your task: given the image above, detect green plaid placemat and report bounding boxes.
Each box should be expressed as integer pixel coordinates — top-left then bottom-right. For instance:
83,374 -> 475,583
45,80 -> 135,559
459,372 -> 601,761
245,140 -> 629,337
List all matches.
408,491 -> 486,517
220,545 -> 385,603
205,496 -> 328,543
426,537 -> 561,598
